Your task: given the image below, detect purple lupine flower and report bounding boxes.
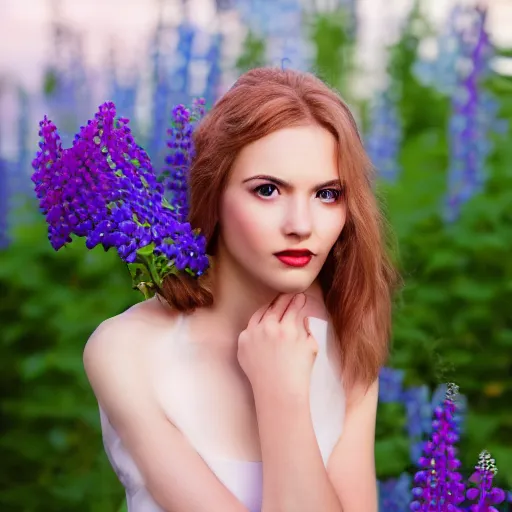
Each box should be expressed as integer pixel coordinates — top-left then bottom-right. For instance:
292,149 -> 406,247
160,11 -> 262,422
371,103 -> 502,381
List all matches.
466,450 -> 506,512
443,6 -> 507,221
444,6 -> 490,221
32,101 -> 209,296
413,5 -> 507,222
365,87 -> 402,182
410,383 -> 466,511
378,367 -> 405,403
430,383 -> 467,436
160,98 -> 206,223
379,473 -> 412,512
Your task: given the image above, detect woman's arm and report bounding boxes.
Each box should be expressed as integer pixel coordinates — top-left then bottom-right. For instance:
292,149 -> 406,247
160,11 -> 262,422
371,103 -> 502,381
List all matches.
254,378 -> 379,512
83,316 -> 250,512
326,378 -> 379,512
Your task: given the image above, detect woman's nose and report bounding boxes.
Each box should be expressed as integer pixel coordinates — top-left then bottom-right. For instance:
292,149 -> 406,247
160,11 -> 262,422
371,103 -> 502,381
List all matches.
282,197 -> 313,239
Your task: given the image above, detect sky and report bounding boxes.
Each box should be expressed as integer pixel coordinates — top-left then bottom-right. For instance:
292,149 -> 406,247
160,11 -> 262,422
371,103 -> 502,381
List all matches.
2,0 -> 511,92
0,0 -> 511,156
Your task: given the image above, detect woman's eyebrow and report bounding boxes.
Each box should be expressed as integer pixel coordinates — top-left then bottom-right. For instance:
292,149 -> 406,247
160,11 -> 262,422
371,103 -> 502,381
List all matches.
242,174 -> 342,190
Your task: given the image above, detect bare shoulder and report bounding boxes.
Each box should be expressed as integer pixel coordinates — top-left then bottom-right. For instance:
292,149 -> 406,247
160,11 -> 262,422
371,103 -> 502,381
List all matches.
85,296 -> 176,352
83,296 -> 179,399
83,298 -> 250,511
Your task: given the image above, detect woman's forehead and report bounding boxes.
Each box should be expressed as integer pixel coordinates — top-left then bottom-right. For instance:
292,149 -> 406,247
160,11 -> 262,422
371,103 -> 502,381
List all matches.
230,125 -> 339,183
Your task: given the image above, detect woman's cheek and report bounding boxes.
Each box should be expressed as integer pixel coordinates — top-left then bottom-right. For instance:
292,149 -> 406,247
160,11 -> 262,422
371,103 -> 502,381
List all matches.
223,197 -> 273,249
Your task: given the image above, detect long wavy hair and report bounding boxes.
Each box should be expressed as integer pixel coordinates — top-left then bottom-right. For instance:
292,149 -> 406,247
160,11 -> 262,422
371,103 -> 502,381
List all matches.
160,67 -> 400,389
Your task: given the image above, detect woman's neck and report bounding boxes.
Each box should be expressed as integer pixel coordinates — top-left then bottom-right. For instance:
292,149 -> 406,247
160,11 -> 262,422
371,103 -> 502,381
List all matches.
204,254 -> 326,342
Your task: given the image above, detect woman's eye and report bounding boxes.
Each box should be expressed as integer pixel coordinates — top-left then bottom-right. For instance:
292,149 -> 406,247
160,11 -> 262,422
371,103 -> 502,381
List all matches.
254,184 -> 278,198
317,188 -> 342,203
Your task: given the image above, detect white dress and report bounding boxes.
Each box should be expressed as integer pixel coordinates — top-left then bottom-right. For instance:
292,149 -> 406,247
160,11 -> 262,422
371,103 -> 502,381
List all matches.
98,315 -> 346,512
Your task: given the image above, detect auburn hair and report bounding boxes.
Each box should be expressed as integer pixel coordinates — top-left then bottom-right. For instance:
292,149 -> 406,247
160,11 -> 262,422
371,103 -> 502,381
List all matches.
159,67 -> 400,389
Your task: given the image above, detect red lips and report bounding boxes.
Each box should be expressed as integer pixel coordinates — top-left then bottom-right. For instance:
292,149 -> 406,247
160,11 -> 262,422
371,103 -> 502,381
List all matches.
275,249 -> 313,256
274,249 -> 313,268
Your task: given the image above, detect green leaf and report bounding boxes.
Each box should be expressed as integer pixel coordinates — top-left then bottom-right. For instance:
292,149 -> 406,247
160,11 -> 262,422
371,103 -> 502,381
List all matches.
375,436 -> 411,477
135,244 -> 155,258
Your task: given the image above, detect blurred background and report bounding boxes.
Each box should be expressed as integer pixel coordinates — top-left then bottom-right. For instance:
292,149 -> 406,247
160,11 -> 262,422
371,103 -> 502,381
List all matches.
1,0 -> 511,510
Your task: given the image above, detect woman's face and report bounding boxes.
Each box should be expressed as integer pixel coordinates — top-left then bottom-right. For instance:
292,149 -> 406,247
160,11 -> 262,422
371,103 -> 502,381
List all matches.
217,124 -> 346,296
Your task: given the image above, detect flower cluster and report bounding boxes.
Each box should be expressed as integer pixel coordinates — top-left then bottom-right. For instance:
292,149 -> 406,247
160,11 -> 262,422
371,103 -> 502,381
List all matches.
378,374 -> 507,511
160,98 -> 206,223
378,369 -> 467,465
466,450 -> 506,512
410,383 -> 466,511
32,101 -> 209,297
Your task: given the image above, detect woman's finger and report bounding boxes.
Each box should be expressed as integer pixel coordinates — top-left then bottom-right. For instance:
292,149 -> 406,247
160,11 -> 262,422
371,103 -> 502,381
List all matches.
248,302 -> 272,329
262,294 -> 293,323
303,315 -> 312,337
281,293 -> 306,325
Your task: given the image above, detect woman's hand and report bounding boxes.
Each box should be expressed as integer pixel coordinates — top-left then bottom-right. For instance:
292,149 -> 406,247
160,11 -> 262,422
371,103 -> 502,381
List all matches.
237,293 -> 319,402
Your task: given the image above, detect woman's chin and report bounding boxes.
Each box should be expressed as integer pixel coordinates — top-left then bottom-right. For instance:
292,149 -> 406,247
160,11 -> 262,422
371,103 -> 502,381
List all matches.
268,276 -> 317,296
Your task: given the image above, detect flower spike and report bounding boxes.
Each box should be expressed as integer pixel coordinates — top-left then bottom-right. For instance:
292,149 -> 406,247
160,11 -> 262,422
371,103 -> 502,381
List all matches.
32,101 -> 210,298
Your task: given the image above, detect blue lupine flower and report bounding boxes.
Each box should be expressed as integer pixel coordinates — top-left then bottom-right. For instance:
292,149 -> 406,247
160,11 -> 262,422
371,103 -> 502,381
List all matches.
237,0 -> 311,70
366,87 -> 402,182
0,157 -> 9,249
401,385 -> 433,462
106,51 -> 139,126
148,18 -> 222,166
379,472 -> 412,512
43,26 -> 92,148
16,88 -> 30,179
466,450 -> 506,511
379,367 -> 405,403
31,101 -> 209,294
148,21 -> 170,165
413,5 -> 464,94
203,33 -> 223,107
171,23 -> 195,100
410,383 -> 466,511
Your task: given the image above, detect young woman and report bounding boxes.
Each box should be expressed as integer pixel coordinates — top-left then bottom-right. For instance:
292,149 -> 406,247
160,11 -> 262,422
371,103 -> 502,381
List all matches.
84,67 -> 399,512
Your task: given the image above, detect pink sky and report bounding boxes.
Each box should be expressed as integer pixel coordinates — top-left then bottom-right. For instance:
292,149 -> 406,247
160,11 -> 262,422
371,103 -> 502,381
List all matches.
0,0 -> 511,157
1,0 -> 511,93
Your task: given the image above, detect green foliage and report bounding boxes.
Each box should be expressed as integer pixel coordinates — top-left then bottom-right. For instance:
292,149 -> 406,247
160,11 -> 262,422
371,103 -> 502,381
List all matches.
386,127 -> 512,488
2,5 -> 512,510
308,8 -> 354,96
235,30 -> 266,73
0,199 -> 139,511
43,68 -> 59,97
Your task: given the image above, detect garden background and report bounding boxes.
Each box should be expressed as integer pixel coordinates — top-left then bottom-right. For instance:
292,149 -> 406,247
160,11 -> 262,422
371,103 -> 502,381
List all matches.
1,0 -> 511,510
